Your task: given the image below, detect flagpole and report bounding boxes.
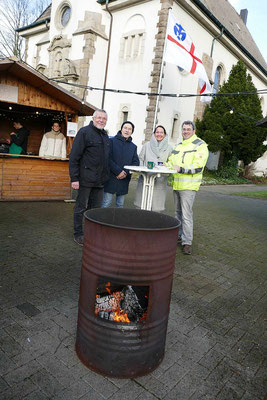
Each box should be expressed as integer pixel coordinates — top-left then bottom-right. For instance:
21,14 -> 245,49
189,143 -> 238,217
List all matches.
152,7 -> 172,131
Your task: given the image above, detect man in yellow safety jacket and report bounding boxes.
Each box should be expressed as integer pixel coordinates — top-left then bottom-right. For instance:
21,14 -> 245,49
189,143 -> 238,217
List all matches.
166,120 -> 209,255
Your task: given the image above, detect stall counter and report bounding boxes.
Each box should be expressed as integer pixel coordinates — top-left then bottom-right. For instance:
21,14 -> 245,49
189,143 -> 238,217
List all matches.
0,153 -> 71,201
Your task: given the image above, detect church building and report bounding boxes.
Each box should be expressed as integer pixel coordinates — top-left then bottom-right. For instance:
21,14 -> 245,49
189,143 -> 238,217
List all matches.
18,0 -> 267,153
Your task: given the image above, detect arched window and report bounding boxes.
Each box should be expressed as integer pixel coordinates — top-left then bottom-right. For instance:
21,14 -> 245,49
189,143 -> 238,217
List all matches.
213,66 -> 222,93
120,15 -> 146,61
171,114 -> 179,140
122,106 -> 129,123
61,6 -> 71,27
55,2 -> 71,29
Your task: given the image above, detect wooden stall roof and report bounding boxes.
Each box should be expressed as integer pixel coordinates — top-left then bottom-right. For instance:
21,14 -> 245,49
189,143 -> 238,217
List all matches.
0,57 -> 96,116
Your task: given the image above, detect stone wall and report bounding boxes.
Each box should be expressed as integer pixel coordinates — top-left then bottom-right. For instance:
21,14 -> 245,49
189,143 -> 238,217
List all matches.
144,0 -> 173,142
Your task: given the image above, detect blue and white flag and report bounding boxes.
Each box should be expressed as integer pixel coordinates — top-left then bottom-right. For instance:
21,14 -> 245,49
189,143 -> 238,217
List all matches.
164,12 -> 212,102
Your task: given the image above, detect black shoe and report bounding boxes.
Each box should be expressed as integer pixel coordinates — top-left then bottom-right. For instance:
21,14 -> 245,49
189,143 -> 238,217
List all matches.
177,236 -> 182,244
74,236 -> 84,246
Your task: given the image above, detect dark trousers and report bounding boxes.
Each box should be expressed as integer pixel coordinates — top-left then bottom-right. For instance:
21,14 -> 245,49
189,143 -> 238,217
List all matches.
74,186 -> 104,237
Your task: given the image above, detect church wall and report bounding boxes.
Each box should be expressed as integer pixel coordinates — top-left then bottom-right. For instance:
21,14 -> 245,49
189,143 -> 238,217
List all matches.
89,0 -> 161,150
26,32 -> 48,68
85,34 -> 109,110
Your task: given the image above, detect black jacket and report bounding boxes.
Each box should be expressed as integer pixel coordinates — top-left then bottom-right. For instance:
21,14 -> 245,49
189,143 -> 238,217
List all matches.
104,132 -> 139,195
10,127 -> 30,154
69,121 -> 110,187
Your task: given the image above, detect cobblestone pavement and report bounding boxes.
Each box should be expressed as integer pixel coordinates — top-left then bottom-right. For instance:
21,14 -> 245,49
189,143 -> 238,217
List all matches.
1,183 -> 266,400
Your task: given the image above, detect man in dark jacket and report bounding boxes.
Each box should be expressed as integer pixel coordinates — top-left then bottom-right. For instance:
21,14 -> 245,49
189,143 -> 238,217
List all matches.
7,120 -> 30,154
102,121 -> 139,208
69,109 -> 109,246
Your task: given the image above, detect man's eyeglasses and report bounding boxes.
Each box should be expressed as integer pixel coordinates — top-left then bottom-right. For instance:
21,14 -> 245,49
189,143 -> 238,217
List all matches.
182,128 -> 193,132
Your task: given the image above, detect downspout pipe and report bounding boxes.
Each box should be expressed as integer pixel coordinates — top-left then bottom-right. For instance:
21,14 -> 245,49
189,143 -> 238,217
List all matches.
210,27 -> 224,58
101,0 -> 113,109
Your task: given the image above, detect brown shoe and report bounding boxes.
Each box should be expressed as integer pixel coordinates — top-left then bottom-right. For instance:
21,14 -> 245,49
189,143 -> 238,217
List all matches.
182,244 -> 192,255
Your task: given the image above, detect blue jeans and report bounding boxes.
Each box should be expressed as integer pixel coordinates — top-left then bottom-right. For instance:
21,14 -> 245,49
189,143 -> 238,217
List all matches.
102,192 -> 125,208
173,190 -> 196,245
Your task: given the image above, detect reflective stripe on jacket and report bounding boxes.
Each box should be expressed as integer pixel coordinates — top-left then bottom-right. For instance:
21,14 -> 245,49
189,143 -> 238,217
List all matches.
166,134 -> 209,191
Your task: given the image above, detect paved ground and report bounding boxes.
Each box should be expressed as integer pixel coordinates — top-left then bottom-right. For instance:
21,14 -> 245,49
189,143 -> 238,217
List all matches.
0,182 -> 266,400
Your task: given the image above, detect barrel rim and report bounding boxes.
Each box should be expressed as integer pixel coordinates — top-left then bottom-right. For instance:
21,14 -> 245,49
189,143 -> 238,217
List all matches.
84,208 -> 180,231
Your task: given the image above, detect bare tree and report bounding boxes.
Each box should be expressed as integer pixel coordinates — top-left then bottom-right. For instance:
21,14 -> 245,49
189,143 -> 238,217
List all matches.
0,0 -> 50,59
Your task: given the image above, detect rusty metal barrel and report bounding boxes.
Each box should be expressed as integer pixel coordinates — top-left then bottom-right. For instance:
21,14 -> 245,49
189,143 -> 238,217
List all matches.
76,208 -> 179,378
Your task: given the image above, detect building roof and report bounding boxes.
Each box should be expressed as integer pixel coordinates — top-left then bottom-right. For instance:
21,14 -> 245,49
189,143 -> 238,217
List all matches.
192,0 -> 267,73
34,4 -> 52,23
0,58 -> 96,116
17,5 -> 51,32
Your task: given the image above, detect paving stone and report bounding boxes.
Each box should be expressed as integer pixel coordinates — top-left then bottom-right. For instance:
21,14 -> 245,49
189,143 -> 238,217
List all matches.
136,391 -> 159,400
163,372 -> 202,400
156,346 -> 182,371
240,391 -> 262,400
79,390 -> 105,400
0,330 -> 24,357
0,349 -> 17,375
157,362 -> 189,389
11,350 -> 37,368
135,375 -> 170,398
15,303 -> 41,318
205,359 -> 233,387
23,390 -> 49,400
188,382 -> 220,400
50,379 -> 93,400
82,370 -> 119,398
54,344 -> 80,368
198,348 -> 225,370
106,380 -> 145,399
0,376 -> 9,392
215,382 -> 245,400
0,377 -> 37,400
3,360 -> 42,386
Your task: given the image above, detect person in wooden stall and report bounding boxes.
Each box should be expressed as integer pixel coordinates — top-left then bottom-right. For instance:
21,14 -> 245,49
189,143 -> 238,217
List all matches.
39,121 -> 66,159
7,119 -> 30,155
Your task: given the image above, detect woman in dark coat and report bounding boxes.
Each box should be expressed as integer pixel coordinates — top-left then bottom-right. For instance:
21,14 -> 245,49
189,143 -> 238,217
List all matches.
102,121 -> 139,208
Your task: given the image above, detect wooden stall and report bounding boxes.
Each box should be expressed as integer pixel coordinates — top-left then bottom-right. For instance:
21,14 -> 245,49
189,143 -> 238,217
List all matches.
0,57 -> 96,201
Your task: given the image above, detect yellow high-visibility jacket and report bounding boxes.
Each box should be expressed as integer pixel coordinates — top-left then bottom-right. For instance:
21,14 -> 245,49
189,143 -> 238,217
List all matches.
166,134 -> 209,191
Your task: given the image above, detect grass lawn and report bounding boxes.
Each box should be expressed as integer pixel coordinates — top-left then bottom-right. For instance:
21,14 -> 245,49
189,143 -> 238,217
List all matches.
231,191 -> 267,199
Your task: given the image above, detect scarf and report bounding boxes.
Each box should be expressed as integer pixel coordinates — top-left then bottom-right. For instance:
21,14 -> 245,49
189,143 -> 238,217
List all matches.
149,134 -> 171,161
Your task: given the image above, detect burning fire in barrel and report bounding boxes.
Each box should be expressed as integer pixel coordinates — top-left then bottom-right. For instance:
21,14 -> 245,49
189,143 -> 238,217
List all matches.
95,281 -> 148,323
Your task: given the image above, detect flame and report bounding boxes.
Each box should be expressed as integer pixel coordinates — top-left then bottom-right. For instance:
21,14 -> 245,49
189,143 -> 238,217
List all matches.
113,311 -> 130,323
95,282 -> 147,323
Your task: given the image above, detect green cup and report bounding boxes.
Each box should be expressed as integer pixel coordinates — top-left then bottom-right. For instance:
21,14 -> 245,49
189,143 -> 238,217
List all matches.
147,161 -> 155,169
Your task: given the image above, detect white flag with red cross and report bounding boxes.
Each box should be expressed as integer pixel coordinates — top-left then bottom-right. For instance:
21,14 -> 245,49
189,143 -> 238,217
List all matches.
164,11 -> 212,102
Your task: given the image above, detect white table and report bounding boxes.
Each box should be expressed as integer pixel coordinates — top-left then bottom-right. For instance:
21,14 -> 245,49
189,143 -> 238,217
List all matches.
124,165 -> 176,211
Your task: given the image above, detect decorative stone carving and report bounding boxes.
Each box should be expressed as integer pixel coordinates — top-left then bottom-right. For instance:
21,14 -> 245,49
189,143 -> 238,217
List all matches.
48,35 -> 79,87
48,35 -> 71,51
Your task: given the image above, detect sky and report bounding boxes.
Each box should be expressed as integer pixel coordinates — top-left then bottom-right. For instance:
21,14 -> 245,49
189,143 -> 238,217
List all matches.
228,0 -> 267,63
